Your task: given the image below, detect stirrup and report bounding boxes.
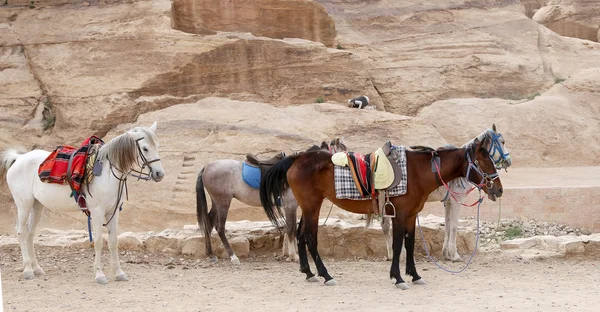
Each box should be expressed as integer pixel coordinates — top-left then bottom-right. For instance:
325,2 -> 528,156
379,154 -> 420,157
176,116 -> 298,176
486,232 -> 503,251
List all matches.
383,201 -> 396,218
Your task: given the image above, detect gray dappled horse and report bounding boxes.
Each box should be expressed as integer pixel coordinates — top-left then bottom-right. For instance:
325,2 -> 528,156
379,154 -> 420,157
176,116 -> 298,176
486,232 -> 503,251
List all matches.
196,139 -> 347,264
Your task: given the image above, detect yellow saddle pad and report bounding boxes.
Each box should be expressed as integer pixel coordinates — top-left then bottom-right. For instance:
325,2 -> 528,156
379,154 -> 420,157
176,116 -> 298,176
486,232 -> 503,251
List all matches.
331,152 -> 348,167
373,148 -> 394,189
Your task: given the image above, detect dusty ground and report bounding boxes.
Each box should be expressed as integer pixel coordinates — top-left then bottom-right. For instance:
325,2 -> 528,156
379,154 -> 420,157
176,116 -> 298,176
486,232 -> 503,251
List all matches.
1,246 -> 598,312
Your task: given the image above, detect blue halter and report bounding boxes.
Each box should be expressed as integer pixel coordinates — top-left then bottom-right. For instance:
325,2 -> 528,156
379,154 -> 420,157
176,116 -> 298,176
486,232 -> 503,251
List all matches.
487,130 -> 511,169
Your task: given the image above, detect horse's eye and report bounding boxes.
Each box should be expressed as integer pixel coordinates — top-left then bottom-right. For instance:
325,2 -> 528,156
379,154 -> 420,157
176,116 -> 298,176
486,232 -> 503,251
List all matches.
143,147 -> 148,152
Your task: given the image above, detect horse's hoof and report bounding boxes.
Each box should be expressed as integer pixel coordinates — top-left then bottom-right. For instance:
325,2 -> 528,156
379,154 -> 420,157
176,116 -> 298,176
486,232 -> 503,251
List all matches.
306,276 -> 319,283
209,256 -> 218,264
324,279 -> 337,286
96,276 -> 109,284
33,267 -> 46,276
230,256 -> 240,266
116,274 -> 129,282
451,256 -> 463,263
289,254 -> 299,263
395,282 -> 409,290
413,278 -> 426,285
23,271 -> 34,280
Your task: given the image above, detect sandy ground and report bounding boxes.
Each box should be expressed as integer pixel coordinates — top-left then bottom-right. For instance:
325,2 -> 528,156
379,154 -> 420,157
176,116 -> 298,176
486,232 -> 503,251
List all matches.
1,246 -> 598,312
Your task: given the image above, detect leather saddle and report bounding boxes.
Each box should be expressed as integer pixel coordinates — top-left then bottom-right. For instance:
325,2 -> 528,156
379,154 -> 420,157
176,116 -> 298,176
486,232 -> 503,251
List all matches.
244,152 -> 286,183
332,141 -> 404,217
245,152 -> 285,166
378,141 -> 403,190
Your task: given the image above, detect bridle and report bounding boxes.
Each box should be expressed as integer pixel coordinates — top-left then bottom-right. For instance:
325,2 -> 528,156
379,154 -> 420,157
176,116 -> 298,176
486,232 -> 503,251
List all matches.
431,139 -> 502,207
464,150 -> 499,190
129,137 -> 162,181
487,130 -> 511,170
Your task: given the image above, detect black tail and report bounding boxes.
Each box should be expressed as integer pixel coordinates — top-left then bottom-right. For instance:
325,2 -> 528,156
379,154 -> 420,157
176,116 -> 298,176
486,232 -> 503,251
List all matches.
196,167 -> 212,243
260,155 -> 297,229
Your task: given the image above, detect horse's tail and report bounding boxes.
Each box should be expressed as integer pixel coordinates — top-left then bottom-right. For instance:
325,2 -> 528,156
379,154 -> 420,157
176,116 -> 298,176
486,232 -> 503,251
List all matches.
0,149 -> 21,184
260,155 -> 297,229
196,167 -> 212,241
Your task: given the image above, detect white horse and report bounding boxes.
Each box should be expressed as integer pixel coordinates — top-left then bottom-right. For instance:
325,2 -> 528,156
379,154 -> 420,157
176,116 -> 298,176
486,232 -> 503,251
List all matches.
0,122 -> 165,284
380,124 -> 512,261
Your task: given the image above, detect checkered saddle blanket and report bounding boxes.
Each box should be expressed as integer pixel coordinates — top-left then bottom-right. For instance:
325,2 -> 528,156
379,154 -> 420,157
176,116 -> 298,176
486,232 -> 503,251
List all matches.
334,145 -> 407,200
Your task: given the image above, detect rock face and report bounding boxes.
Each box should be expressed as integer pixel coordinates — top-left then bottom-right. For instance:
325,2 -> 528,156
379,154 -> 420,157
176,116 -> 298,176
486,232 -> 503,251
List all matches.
172,0 -> 337,47
533,0 -> 600,42
2,0 -> 600,234
416,68 -> 600,167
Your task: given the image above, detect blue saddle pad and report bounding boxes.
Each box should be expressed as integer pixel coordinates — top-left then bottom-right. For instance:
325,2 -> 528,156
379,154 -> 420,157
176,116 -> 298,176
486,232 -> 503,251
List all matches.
242,162 -> 261,189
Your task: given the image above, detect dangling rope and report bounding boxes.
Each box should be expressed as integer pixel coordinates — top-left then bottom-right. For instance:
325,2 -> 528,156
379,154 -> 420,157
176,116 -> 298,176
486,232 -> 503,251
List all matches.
416,190 -> 484,274
321,203 -> 335,226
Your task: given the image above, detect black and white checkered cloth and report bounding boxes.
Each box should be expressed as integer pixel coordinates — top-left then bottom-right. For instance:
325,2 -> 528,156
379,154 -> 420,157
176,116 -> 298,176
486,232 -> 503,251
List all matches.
334,145 -> 407,200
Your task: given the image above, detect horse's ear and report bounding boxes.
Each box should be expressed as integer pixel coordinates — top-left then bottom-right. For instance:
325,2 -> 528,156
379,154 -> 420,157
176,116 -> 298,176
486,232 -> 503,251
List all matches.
149,121 -> 158,133
335,138 -> 340,146
492,123 -> 497,133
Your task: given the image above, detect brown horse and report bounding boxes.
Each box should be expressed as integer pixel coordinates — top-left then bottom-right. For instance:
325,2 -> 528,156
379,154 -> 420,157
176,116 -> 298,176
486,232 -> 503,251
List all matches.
260,130 -> 503,289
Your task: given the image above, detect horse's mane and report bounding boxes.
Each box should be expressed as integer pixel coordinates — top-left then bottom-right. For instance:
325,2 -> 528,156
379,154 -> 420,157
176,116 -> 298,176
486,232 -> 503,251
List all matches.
462,130 -> 490,154
409,145 -> 435,152
98,132 -> 138,173
97,126 -> 158,173
410,144 -> 461,153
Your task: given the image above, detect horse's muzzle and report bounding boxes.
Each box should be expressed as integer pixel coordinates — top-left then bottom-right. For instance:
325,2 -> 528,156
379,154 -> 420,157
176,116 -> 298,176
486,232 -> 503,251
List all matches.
487,186 -> 503,201
152,171 -> 165,182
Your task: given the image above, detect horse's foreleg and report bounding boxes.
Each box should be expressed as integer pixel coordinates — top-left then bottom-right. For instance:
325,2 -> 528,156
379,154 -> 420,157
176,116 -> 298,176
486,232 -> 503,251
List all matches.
390,216 -> 408,289
283,200 -> 299,262
381,217 -> 393,261
443,200 -> 462,262
92,208 -> 108,284
304,212 -> 335,285
15,198 -> 34,280
405,214 -> 424,285
107,212 -> 127,282
27,201 -> 45,276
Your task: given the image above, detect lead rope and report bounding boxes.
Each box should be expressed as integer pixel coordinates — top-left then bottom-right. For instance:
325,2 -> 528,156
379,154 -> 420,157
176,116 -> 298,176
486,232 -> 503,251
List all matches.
321,203 -> 335,226
416,190 -> 484,274
481,197 -> 503,247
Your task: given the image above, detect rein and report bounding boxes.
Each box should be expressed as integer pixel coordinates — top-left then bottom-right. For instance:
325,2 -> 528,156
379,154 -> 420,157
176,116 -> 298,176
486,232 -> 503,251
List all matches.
431,151 -> 495,207
416,189 -> 484,274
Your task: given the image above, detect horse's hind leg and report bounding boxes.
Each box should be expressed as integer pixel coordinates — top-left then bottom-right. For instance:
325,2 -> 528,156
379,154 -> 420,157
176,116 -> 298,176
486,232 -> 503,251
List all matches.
27,201 -> 46,276
296,216 -> 317,282
106,211 -> 128,282
205,206 -> 218,263
15,197 -> 35,279
405,214 -> 424,285
381,216 -> 393,261
443,200 -> 462,262
303,208 -> 335,285
283,200 -> 299,262
214,203 -> 239,265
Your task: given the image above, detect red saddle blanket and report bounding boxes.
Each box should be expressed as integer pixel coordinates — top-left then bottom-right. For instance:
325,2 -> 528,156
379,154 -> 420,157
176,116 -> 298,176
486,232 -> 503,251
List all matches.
38,136 -> 104,193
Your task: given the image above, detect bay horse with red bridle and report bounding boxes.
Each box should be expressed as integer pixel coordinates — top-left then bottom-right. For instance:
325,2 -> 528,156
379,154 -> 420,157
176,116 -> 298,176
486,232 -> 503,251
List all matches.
260,129 -> 503,289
